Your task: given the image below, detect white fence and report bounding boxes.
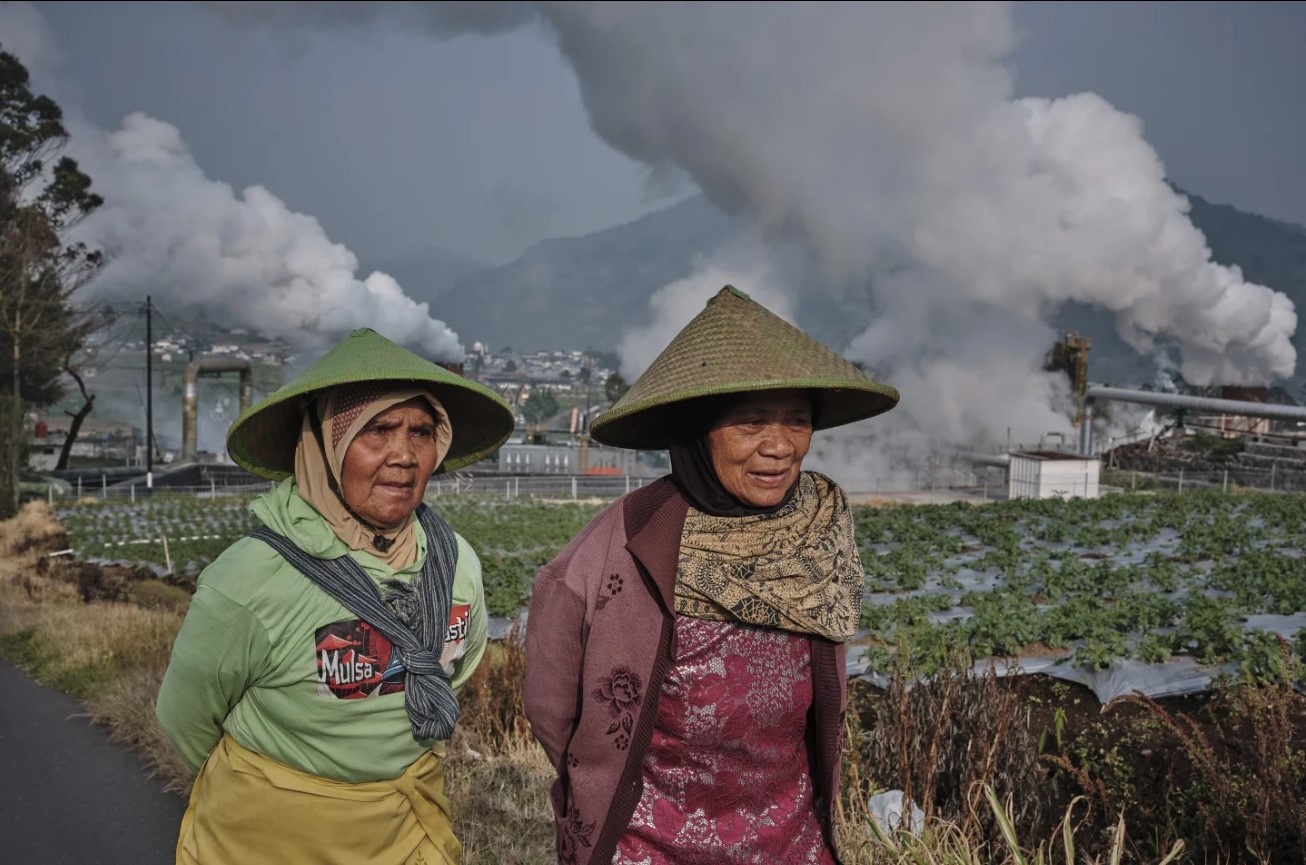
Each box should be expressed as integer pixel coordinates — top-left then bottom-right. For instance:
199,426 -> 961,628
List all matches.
46,473 -> 653,506
41,463 -> 1306,510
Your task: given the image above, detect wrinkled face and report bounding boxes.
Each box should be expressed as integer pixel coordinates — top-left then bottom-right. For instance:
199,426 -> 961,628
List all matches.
705,389 -> 814,508
340,398 -> 442,531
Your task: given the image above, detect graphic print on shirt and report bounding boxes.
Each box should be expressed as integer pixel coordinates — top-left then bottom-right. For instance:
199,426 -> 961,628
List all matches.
315,603 -> 472,699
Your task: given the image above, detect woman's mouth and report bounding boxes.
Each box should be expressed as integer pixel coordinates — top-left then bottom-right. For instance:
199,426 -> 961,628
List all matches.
747,469 -> 789,487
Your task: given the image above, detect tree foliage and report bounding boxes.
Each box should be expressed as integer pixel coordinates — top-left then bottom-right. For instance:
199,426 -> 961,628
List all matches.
604,371 -> 629,404
520,387 -> 559,426
0,47 -> 105,515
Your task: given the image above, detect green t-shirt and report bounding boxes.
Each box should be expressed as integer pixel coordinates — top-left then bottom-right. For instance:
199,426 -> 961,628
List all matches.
155,478 -> 487,783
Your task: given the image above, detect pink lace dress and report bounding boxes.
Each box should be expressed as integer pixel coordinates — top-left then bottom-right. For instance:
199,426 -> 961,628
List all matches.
613,615 -> 837,865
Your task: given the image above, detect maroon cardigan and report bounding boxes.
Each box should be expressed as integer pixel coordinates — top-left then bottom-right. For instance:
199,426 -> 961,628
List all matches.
523,478 -> 848,865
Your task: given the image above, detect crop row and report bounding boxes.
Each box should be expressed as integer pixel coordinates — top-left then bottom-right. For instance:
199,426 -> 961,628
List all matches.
57,490 -> 1306,669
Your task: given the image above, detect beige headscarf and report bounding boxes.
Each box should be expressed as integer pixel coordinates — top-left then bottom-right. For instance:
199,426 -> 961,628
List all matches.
293,382 -> 453,568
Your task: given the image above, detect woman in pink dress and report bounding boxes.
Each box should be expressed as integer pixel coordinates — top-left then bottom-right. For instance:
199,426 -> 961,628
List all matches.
523,286 -> 900,865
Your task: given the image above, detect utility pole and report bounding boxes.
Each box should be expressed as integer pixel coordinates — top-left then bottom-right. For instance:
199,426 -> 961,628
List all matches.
580,354 -> 593,474
583,355 -> 593,434
145,295 -> 153,489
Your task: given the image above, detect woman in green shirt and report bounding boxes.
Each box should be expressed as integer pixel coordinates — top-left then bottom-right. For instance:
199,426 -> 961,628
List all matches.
156,328 -> 514,865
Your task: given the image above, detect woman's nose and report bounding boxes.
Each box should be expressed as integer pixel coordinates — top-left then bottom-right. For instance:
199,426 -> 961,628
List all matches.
388,432 -> 417,465
758,425 -> 796,457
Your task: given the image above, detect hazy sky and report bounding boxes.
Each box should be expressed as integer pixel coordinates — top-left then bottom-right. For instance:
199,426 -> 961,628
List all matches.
19,0 -> 1306,268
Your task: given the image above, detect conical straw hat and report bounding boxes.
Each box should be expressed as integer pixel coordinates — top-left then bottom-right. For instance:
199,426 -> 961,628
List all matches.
227,328 -> 514,480
591,285 -> 899,450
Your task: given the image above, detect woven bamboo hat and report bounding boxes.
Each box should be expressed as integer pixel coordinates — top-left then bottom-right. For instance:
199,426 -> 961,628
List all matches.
591,285 -> 899,450
227,328 -> 514,480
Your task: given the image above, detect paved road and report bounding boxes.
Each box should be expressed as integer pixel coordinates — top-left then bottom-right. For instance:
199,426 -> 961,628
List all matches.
0,658 -> 186,864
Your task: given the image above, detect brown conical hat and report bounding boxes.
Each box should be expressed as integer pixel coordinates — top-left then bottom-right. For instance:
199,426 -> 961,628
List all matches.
591,285 -> 899,449
226,328 -> 514,480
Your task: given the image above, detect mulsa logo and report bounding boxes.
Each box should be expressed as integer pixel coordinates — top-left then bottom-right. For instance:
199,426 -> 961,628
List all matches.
315,621 -> 395,700
315,604 -> 472,700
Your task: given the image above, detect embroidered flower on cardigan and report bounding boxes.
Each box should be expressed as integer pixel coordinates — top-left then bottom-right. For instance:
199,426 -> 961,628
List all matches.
559,803 -> 595,865
594,665 -> 642,747
596,573 -> 625,610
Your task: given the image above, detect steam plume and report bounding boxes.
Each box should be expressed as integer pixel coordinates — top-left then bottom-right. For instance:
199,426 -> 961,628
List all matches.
203,1 -> 1298,468
69,112 -> 464,363
0,4 -> 464,365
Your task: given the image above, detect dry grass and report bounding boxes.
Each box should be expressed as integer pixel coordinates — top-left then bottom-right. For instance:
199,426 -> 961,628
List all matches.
1,600 -> 181,682
1126,650 -> 1305,863
88,663 -> 196,795
0,500 -> 68,559
448,624 -> 557,865
844,647 -> 1045,847
840,786 -> 1185,865
446,741 -> 555,865
1037,641 -> 1306,864
0,502 -> 80,606
127,579 -> 192,612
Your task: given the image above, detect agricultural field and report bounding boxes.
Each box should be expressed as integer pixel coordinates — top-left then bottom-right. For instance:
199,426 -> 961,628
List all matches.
852,489 -> 1306,690
56,496 -> 604,616
58,498 -> 263,579
56,489 -> 1306,683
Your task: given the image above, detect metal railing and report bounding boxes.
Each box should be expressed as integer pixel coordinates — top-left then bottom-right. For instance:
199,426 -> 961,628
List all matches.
1101,465 -> 1306,494
41,463 -> 1306,510
44,473 -> 654,507
427,474 -> 650,501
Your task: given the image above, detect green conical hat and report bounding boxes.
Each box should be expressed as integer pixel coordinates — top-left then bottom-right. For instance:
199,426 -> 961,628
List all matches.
227,328 -> 514,480
591,286 -> 899,450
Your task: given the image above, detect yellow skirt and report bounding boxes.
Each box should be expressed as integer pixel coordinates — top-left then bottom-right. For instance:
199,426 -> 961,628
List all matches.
177,735 -> 461,865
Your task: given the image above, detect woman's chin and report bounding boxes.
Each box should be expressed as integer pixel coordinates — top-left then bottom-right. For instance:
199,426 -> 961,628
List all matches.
736,487 -> 787,508
355,502 -> 416,532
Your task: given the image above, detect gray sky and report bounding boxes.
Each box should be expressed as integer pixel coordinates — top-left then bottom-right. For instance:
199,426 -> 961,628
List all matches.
30,0 -> 683,266
1011,1 -> 1306,226
21,0 -> 1306,269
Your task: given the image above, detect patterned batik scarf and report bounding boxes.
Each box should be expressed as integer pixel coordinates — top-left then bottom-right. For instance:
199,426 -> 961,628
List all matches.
674,471 -> 865,642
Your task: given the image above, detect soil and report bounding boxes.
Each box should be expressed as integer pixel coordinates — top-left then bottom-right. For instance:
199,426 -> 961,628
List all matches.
33,554 -> 195,603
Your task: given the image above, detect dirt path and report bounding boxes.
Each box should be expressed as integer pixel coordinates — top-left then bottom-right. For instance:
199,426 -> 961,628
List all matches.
0,657 -> 186,864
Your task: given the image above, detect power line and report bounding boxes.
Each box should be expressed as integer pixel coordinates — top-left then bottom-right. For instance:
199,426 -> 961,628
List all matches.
149,303 -> 192,341
78,313 -> 141,372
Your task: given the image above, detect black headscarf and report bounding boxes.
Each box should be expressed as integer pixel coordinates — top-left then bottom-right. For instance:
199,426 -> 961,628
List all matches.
667,391 -> 817,518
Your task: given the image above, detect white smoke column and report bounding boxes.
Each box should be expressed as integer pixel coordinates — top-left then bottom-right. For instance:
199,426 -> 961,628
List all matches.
68,112 -> 463,363
534,3 -> 1298,459
618,240 -> 798,380
0,2 -> 464,364
531,4 -> 1296,380
204,1 -> 1298,470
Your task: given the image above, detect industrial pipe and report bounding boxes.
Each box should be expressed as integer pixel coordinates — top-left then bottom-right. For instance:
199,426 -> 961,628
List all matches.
182,359 -> 253,460
954,449 -> 1011,468
1080,385 -> 1306,455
